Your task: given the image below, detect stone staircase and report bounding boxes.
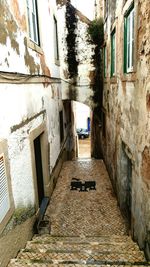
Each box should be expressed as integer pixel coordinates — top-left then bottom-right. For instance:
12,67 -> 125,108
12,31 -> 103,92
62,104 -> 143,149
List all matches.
8,234 -> 149,266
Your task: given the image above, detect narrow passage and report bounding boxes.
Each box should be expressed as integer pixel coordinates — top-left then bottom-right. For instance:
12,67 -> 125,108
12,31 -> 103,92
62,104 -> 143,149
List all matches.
8,159 -> 147,266
46,159 -> 128,237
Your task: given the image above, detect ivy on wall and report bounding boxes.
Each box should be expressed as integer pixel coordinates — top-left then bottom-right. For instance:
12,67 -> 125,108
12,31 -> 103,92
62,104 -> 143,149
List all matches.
65,2 -> 78,79
87,18 -> 104,119
88,18 -> 104,159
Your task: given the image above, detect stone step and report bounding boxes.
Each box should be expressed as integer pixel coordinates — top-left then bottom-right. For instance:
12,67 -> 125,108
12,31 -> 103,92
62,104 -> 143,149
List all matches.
26,240 -> 141,254
17,249 -> 145,264
8,235 -> 149,267
32,234 -> 134,244
8,259 -> 149,267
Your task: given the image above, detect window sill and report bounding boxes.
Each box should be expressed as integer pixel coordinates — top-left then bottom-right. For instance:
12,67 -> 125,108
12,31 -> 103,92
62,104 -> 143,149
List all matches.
55,59 -> 60,66
121,72 -> 136,82
110,76 -> 117,83
27,39 -> 43,55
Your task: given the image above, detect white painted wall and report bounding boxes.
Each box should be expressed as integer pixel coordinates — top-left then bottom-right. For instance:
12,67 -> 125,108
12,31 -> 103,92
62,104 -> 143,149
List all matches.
0,0 -> 60,78
0,0 -> 71,210
57,3 -> 95,107
0,82 -> 65,208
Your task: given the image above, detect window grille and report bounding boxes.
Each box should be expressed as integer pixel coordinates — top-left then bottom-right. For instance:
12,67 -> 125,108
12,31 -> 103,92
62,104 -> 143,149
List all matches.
0,155 -> 10,223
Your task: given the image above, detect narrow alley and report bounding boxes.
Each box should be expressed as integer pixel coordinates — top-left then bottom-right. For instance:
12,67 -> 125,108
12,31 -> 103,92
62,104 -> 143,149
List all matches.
0,0 -> 150,266
8,159 -> 147,266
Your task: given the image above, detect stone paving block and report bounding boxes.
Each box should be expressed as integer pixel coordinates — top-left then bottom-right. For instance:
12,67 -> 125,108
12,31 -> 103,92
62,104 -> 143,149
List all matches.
46,160 -> 129,237
8,260 -> 150,267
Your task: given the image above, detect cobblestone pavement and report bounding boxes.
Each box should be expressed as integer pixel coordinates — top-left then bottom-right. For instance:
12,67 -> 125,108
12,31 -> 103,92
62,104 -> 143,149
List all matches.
8,159 -> 149,267
46,159 -> 128,237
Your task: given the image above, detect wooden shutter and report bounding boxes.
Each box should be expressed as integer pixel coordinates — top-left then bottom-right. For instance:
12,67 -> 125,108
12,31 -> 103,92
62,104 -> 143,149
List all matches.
0,155 -> 10,223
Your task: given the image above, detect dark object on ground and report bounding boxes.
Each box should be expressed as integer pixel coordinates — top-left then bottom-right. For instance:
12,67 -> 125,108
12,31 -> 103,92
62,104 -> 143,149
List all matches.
70,179 -> 96,191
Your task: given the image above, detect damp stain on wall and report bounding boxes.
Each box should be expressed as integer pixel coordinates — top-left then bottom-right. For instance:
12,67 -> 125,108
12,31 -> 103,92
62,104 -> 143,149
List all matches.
0,2 -> 20,55
24,37 -> 40,74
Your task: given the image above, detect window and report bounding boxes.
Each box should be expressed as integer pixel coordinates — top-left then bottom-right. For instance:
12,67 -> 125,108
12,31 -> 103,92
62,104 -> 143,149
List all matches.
0,140 -> 14,233
124,5 -> 134,73
54,16 -> 59,62
26,0 -> 40,45
111,30 -> 116,77
0,156 -> 10,224
104,46 -> 107,78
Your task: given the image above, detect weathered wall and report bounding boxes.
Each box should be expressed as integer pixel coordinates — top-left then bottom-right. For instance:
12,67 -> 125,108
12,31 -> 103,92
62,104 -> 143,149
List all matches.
0,81 -> 73,266
0,1 -> 74,266
98,0 -> 150,259
57,2 -> 95,108
0,0 -> 60,77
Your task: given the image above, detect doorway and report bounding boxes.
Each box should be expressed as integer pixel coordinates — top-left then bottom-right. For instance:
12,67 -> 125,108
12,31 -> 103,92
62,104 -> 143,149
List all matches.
34,135 -> 44,206
119,143 -> 132,225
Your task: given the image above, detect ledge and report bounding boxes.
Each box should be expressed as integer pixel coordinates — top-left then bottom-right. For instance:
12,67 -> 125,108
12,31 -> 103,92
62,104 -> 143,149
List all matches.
27,39 -> 43,55
121,72 -> 137,82
110,76 -> 117,84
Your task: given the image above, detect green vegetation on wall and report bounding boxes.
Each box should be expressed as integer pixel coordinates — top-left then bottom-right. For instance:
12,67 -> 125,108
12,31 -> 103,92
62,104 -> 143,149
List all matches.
87,18 -> 104,118
88,18 -> 104,159
65,2 -> 78,79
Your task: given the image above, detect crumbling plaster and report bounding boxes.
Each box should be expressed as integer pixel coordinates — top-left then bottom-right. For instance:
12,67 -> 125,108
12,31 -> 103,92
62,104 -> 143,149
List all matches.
0,82 -> 68,209
101,0 -> 150,255
0,0 -> 60,77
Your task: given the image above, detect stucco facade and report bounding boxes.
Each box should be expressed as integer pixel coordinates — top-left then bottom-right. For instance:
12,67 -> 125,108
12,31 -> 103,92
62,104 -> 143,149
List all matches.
57,1 -> 95,108
0,1 -> 74,266
96,0 -> 150,259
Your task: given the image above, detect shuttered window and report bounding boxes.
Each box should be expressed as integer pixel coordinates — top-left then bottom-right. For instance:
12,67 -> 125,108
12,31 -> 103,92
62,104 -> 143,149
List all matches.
0,155 -> 10,223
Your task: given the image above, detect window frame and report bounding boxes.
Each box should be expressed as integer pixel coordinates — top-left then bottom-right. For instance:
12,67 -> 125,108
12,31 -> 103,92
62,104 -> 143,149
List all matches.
111,29 -> 116,77
124,4 -> 134,73
0,140 -> 14,234
53,16 -> 60,63
104,45 -> 107,78
26,0 -> 40,46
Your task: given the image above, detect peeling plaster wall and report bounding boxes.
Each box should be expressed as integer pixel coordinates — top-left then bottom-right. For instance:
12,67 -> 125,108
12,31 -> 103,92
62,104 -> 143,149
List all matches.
99,0 -> 150,258
0,1 -> 73,265
0,0 -> 60,77
0,81 -> 73,266
0,83 -> 68,206
57,3 -> 95,108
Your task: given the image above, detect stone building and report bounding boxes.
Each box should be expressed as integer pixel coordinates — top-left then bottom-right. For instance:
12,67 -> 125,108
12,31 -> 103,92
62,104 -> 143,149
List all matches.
96,0 -> 150,259
0,1 -> 94,266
